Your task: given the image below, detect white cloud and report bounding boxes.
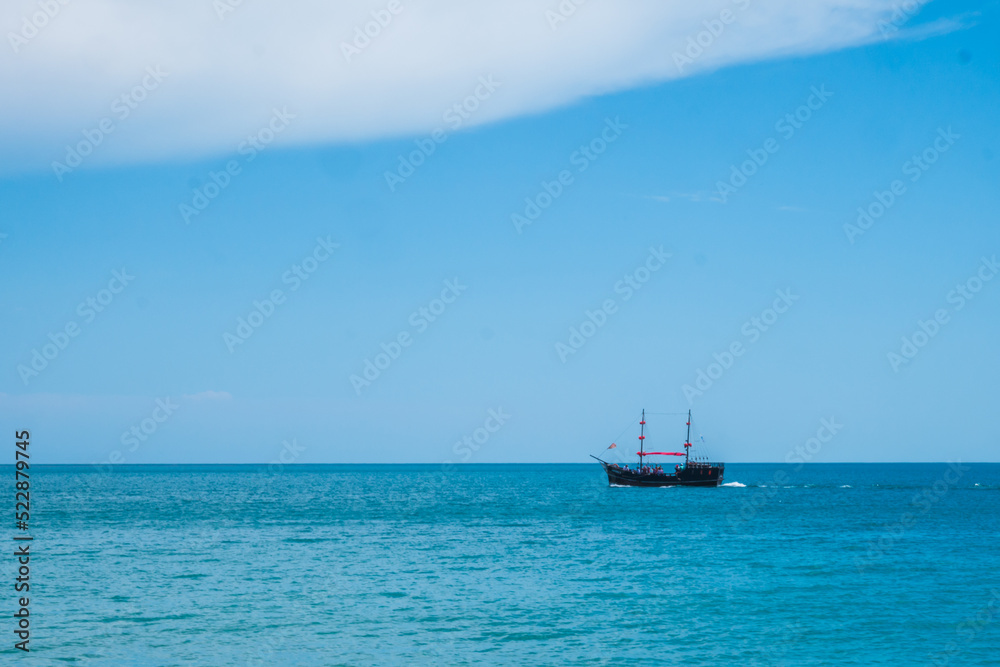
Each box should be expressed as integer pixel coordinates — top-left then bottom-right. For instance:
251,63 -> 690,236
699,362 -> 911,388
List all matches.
1,0 -> 924,173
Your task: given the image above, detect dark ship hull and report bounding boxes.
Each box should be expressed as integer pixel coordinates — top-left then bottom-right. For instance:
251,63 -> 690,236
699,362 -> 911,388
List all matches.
600,461 -> 724,487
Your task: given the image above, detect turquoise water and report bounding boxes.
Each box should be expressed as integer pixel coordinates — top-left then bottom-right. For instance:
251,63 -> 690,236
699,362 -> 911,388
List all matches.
8,463 -> 1000,665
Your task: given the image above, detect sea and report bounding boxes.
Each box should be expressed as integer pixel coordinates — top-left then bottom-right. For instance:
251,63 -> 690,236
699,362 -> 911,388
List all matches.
8,463 -> 1000,665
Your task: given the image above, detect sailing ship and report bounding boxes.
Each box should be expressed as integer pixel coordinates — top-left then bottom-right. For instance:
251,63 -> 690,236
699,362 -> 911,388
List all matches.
591,410 -> 724,487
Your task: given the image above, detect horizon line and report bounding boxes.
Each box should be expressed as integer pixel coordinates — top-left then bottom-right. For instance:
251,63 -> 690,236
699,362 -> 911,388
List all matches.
12,461 -> 998,467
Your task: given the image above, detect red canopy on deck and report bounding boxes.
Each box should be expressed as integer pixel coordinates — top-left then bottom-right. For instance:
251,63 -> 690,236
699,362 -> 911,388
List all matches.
636,452 -> 685,456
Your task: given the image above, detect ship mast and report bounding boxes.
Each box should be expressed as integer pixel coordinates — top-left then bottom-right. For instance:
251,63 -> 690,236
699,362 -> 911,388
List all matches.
638,409 -> 646,468
685,409 -> 692,466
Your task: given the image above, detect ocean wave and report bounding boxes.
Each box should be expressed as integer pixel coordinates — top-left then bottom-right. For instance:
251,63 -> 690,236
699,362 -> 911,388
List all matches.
721,482 -> 746,487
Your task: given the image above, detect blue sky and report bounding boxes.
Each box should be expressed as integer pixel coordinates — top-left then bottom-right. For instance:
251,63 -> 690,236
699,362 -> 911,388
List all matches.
1,0 -> 998,464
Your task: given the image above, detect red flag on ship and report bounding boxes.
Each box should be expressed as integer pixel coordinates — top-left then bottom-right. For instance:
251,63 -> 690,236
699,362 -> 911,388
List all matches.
607,443 -> 617,449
